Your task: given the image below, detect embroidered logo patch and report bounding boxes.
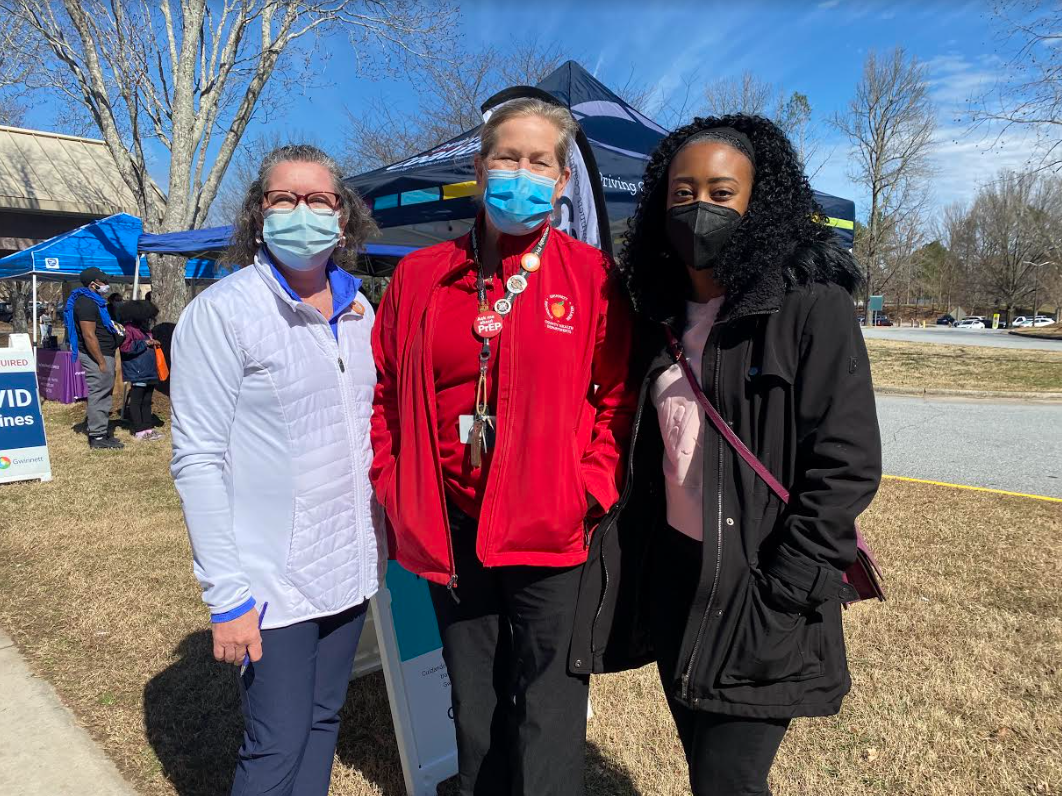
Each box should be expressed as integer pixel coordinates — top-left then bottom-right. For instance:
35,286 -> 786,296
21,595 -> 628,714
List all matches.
544,294 -> 575,334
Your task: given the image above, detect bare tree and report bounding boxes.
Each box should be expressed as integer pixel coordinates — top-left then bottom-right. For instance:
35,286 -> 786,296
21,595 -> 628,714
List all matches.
3,0 -> 454,320
700,71 -> 826,176
343,40 -> 569,173
971,1 -> 1062,172
958,171 -> 1059,316
0,14 -> 33,125
833,48 -> 936,319
702,70 -> 777,117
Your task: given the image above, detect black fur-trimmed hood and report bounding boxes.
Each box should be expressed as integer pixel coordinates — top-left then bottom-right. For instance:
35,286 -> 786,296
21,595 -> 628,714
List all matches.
720,240 -> 863,323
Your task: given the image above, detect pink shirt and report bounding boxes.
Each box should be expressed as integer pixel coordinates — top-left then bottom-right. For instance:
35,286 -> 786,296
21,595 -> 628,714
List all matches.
650,297 -> 724,541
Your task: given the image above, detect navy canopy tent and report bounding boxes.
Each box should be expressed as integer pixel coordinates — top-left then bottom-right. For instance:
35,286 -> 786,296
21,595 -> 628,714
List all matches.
346,60 -> 856,249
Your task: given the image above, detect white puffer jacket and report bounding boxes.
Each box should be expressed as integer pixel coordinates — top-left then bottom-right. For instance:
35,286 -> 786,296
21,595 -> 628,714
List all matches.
170,257 -> 384,630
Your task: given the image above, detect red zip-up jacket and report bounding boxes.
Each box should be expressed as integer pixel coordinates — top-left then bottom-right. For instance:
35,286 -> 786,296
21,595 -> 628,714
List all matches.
370,224 -> 636,586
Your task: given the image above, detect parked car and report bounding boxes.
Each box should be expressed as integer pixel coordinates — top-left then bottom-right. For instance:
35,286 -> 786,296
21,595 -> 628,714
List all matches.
956,318 -> 986,329
936,314 -> 956,326
1012,316 -> 1054,328
857,315 -> 894,326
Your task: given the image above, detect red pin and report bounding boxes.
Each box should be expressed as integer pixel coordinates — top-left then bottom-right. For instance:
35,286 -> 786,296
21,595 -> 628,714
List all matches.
473,311 -> 504,338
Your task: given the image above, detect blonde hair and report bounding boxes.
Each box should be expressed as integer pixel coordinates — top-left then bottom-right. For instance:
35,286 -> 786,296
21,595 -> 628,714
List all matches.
479,98 -> 578,167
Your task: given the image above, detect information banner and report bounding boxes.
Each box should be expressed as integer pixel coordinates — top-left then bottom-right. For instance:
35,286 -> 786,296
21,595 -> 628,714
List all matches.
0,343 -> 52,485
372,561 -> 457,796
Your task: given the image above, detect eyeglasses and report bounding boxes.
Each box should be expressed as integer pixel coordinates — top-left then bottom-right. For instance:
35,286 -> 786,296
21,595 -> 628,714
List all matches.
263,190 -> 342,214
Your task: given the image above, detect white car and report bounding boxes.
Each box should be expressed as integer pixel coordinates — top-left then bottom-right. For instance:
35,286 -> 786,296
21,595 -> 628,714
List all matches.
955,318 -> 985,329
1013,316 -> 1056,328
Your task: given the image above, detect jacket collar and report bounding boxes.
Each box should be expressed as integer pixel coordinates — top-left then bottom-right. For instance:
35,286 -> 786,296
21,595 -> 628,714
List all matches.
252,250 -> 361,318
718,260 -> 786,324
447,212 -> 553,281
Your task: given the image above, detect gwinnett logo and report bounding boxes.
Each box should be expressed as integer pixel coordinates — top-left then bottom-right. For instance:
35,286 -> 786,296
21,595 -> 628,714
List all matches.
0,456 -> 11,469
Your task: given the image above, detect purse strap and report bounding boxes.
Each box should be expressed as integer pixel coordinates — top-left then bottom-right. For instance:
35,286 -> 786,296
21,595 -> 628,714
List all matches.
664,326 -> 790,505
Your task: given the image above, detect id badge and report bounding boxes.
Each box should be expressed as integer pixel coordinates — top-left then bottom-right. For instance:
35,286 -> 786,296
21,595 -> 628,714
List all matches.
459,414 -> 496,447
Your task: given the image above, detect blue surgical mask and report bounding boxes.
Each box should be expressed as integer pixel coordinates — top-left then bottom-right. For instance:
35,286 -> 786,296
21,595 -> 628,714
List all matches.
262,205 -> 340,272
483,168 -> 557,235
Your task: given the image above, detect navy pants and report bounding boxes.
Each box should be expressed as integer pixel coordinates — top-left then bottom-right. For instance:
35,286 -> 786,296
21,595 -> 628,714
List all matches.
231,603 -> 367,796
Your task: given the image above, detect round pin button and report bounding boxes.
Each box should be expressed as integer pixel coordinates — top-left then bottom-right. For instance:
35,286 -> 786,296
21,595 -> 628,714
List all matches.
473,311 -> 503,339
506,274 -> 528,294
494,298 -> 513,316
352,301 -> 366,316
521,252 -> 541,272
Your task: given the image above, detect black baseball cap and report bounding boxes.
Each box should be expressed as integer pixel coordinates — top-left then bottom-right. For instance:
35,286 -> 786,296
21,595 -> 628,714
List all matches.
79,267 -> 109,287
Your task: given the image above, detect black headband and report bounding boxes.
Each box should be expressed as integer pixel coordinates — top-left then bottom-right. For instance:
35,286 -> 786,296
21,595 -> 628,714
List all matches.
673,127 -> 756,169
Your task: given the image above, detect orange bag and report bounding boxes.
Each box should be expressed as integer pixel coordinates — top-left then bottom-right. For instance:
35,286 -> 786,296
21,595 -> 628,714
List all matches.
154,346 -> 170,382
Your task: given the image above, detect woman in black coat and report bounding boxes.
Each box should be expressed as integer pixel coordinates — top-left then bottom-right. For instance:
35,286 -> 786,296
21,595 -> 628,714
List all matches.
570,115 -> 882,795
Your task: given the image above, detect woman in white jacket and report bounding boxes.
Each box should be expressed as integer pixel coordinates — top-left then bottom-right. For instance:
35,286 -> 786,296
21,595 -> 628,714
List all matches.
170,144 -> 384,796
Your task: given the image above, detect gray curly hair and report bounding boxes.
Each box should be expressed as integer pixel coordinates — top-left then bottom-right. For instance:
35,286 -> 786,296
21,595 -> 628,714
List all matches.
226,144 -> 377,269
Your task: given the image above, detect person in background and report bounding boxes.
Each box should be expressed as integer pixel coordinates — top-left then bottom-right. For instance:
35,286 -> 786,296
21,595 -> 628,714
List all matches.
371,98 -> 636,796
600,115 -> 882,795
116,299 -> 162,441
170,144 -> 383,796
64,267 -> 124,450
38,305 -> 52,345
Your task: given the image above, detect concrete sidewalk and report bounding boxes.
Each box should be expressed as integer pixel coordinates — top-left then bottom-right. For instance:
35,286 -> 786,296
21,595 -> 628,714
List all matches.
0,629 -> 138,795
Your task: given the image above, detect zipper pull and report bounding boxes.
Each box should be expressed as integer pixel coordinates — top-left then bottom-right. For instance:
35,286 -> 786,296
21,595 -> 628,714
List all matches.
338,357 -> 345,373
681,671 -> 690,699
446,574 -> 460,604
583,520 -> 591,549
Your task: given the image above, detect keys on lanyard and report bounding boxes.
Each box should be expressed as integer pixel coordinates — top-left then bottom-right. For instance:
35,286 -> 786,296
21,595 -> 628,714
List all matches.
467,223 -> 550,467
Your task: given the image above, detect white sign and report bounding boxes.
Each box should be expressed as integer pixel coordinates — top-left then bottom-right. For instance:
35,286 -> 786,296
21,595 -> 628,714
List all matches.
372,562 -> 457,795
44,257 -> 60,269
0,339 -> 52,484
553,136 -> 602,250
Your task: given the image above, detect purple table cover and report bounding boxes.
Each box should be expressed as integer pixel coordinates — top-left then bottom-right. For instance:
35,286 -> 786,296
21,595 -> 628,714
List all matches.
37,349 -> 88,404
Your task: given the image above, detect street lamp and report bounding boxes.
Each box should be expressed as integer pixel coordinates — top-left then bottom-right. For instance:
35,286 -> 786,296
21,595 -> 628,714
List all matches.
1023,261 -> 1053,327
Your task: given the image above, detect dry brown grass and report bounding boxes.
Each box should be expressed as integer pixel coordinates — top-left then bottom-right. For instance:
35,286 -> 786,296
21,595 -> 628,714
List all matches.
865,339 -> 1062,394
0,401 -> 1060,795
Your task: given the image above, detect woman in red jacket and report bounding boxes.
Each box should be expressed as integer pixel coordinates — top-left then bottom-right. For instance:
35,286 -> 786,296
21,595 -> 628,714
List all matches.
370,98 -> 635,796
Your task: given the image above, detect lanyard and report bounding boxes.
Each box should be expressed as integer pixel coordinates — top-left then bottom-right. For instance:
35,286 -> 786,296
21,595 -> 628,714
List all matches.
466,223 -> 550,465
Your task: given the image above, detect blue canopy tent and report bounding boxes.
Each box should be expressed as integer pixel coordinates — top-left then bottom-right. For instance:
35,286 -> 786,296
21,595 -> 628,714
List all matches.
0,213 -> 150,344
346,60 -> 856,250
138,225 -> 415,279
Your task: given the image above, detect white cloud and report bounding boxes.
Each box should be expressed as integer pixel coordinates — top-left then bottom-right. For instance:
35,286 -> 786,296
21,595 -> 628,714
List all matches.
817,0 -> 841,8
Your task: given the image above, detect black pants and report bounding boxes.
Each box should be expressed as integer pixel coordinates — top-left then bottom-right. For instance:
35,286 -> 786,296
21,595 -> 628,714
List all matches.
652,526 -> 790,796
428,504 -> 589,796
128,384 -> 155,432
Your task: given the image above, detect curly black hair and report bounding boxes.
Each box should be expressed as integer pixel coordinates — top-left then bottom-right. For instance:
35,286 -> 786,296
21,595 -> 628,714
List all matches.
619,114 -> 858,327
114,299 -> 159,331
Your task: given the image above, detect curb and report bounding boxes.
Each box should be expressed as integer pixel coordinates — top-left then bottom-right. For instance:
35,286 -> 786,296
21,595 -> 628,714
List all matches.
875,386 -> 1062,402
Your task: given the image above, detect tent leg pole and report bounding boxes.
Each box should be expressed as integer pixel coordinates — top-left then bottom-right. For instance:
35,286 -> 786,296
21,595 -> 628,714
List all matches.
133,257 -> 141,299
32,274 -> 38,346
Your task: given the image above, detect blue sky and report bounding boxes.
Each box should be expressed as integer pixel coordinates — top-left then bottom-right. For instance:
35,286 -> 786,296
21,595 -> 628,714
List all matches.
22,0 -> 1035,223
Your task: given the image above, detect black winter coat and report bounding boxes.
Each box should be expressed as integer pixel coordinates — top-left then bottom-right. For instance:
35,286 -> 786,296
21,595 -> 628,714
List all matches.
569,241 -> 882,719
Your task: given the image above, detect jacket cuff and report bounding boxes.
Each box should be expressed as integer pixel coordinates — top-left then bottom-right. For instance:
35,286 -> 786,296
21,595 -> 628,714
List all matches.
211,597 -> 256,623
581,465 -> 619,516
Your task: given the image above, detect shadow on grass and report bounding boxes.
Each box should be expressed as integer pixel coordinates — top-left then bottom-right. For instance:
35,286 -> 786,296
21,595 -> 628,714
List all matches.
143,631 -> 243,795
144,633 -> 641,795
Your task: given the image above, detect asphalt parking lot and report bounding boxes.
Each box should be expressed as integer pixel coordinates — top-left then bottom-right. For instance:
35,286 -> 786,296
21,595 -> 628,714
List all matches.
877,394 -> 1062,498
